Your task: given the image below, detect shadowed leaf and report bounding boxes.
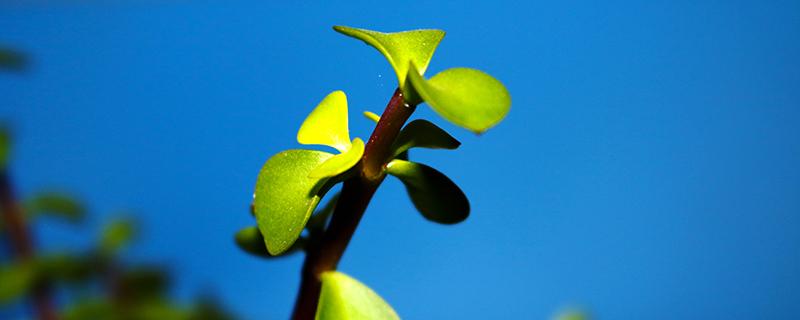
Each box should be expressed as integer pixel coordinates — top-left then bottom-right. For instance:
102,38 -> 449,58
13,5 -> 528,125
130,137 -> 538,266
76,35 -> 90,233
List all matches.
118,267 -> 169,301
309,138 -> 364,179
254,150 -> 333,255
235,226 -> 304,258
36,253 -> 93,283
0,48 -> 27,71
408,64 -> 511,134
316,271 -> 399,320
298,91 -> 352,153
391,119 -> 460,158
334,26 -> 444,90
24,192 -> 85,223
386,159 -> 469,224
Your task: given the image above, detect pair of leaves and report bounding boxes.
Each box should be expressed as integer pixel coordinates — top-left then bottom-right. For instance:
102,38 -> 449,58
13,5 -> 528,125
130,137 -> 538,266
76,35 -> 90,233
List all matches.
364,114 -> 470,224
255,91 -> 369,255
316,271 -> 399,320
335,26 -> 511,134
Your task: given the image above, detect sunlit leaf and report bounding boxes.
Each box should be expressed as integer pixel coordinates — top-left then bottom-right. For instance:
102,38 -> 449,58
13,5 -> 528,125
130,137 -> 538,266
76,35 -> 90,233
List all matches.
334,26 -> 444,90
309,138 -> 364,179
0,261 -> 35,304
363,111 -> 381,123
234,226 -> 304,258
316,271 -> 399,320
24,192 -> 85,223
100,218 -> 137,255
386,159 -> 469,224
408,64 -> 511,134
254,150 -> 334,255
391,119 -> 460,158
297,91 -> 352,153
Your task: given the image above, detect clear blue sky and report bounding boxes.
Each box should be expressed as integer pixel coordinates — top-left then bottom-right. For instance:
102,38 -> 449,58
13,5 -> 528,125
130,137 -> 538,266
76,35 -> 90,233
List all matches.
1,1 -> 799,319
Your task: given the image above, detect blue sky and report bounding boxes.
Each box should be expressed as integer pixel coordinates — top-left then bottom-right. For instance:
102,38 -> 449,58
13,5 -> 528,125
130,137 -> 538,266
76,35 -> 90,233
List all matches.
1,1 -> 799,319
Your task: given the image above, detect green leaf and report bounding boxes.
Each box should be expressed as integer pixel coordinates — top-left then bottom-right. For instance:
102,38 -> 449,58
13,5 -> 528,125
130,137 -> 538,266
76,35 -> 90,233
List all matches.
35,253 -> 93,283
309,138 -> 364,179
0,262 -> 36,304
254,150 -> 334,255
0,126 -> 10,169
334,26 -> 444,90
363,111 -> 381,123
553,309 -> 590,320
316,271 -> 399,320
24,192 -> 85,223
0,48 -> 26,71
99,218 -> 137,255
391,119 -> 460,158
234,226 -> 304,258
118,267 -> 169,300
386,159 -> 469,224
408,64 -> 511,134
297,90 -> 352,153
62,299 -> 116,320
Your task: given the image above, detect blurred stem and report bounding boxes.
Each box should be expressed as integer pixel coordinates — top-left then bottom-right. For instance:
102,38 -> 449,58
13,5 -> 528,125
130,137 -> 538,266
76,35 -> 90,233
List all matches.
291,88 -> 416,319
0,170 -> 58,320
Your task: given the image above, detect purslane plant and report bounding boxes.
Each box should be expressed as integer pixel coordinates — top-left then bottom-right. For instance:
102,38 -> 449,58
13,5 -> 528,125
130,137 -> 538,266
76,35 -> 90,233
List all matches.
236,26 -> 511,319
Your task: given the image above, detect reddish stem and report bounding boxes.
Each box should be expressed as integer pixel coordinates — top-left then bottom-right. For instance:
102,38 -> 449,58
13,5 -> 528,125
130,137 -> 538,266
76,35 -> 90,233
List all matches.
290,88 -> 416,319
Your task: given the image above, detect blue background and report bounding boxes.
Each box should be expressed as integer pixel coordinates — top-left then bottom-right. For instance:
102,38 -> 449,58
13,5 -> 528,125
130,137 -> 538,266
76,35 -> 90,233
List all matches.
2,1 -> 799,319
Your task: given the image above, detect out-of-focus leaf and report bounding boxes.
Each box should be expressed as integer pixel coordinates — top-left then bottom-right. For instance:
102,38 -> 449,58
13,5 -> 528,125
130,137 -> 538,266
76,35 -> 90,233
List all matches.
254,150 -> 333,255
391,119 -> 460,157
309,138 -> 364,179
234,226 -> 304,258
0,48 -> 27,71
297,91 -> 352,153
316,271 -> 399,320
100,218 -> 137,255
408,64 -> 511,134
0,126 -> 10,169
118,267 -> 169,301
0,261 -> 36,304
386,159 -> 469,224
334,26 -> 444,91
362,111 -> 380,123
130,299 -> 189,320
24,192 -> 85,223
62,299 -> 115,320
36,253 -> 93,283
189,296 -> 236,320
553,309 -> 590,320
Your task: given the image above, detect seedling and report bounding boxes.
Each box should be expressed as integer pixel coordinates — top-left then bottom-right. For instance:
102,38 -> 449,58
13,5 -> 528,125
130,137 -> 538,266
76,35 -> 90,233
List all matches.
236,26 -> 511,319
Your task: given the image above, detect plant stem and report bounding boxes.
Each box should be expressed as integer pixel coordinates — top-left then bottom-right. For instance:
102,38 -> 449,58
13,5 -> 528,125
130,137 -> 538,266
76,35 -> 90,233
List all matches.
291,88 -> 416,320
0,170 -> 59,320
